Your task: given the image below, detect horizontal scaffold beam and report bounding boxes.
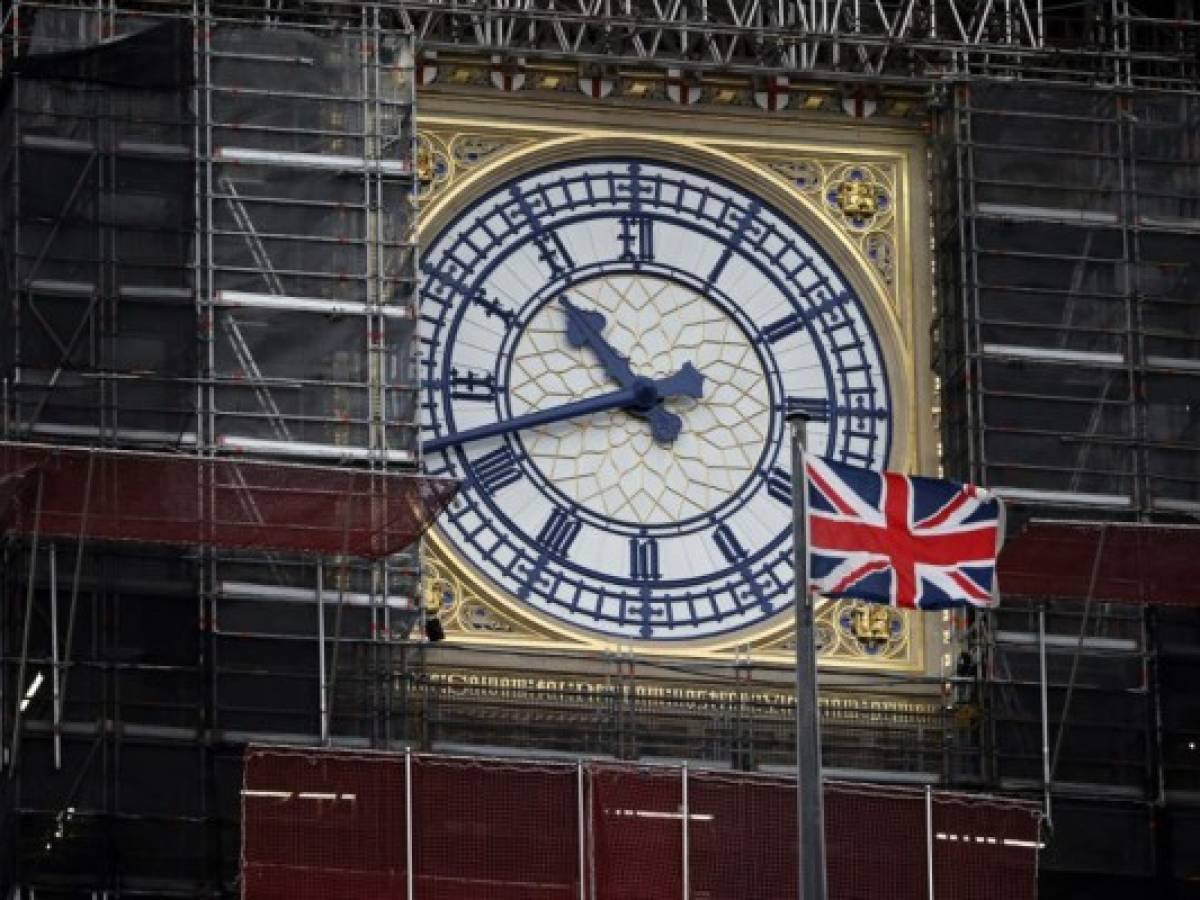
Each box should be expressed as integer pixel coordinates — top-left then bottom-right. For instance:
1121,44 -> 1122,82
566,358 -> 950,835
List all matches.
3,1 -> 1198,89
394,0 -> 1200,88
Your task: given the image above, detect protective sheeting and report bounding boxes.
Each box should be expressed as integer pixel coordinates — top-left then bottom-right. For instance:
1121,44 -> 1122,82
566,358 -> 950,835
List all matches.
0,17 -> 419,459
0,442 -> 456,558
999,519 -> 1200,606
0,19 -> 195,444
934,82 -> 1200,517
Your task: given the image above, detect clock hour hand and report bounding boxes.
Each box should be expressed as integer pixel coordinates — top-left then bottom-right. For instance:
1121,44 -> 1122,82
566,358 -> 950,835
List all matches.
560,295 -> 637,388
559,295 -> 704,444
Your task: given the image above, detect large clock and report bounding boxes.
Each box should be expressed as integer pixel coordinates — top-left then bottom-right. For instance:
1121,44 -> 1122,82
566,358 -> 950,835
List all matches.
420,155 -> 896,643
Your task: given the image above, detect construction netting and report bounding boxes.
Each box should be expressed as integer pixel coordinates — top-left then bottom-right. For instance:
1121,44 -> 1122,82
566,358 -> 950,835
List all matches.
999,519 -> 1200,607
590,764 -> 683,898
1,11 -> 421,461
242,748 -> 409,899
933,82 -> 1200,517
413,755 -> 579,900
0,442 -> 456,558
242,746 -> 1042,900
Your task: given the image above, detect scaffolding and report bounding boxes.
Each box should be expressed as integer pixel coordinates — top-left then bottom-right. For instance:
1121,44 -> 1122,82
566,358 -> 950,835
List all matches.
394,0 -> 1200,90
934,80 -> 1200,518
0,2 -> 439,893
932,80 -> 1200,884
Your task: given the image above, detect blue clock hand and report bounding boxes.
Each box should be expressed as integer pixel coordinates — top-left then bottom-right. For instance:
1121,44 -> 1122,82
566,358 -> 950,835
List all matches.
653,362 -> 704,401
425,378 -> 668,453
559,295 -> 704,443
561,296 -> 638,387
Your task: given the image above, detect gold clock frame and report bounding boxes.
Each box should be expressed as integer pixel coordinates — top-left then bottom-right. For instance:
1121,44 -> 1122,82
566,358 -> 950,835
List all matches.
416,91 -> 937,673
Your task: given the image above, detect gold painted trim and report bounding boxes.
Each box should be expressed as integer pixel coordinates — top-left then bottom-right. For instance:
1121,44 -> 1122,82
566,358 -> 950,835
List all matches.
417,97 -> 935,674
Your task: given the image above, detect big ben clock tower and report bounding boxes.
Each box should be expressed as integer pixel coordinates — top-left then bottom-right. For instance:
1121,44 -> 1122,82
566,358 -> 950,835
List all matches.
416,91 -> 934,672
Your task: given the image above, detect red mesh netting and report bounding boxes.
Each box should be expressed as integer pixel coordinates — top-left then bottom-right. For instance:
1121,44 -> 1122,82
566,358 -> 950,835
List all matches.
590,764 -> 683,899
241,750 -> 1043,900
0,442 -> 457,558
932,794 -> 1042,900
999,519 -> 1200,607
825,782 -> 929,899
242,747 -> 408,899
411,755 -> 580,900
687,770 -> 797,899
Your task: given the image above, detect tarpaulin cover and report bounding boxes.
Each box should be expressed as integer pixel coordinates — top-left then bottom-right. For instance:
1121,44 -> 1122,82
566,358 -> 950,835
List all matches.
11,18 -> 191,88
0,442 -> 457,559
998,519 -> 1200,607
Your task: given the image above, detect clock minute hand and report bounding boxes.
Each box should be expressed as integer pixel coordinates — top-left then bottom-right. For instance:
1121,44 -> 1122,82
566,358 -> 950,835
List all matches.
424,382 -> 650,453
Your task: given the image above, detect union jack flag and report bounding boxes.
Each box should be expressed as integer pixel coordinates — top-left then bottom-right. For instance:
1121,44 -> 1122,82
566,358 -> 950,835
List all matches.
805,456 -> 1005,609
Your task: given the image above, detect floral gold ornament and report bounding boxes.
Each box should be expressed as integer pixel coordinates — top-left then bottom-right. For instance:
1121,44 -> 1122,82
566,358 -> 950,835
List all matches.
846,602 -> 903,653
414,133 -> 450,200
827,165 -> 892,230
837,178 -> 878,219
760,156 -> 899,300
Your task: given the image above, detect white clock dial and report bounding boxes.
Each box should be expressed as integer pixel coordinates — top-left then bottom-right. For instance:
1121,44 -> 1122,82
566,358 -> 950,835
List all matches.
510,274 -> 772,525
420,157 -> 894,641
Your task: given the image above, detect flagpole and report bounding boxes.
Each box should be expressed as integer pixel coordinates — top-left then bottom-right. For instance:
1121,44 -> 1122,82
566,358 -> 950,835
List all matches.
789,413 -> 827,900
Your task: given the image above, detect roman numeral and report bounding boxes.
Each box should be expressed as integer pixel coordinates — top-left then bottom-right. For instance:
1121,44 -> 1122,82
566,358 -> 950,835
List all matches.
713,523 -> 748,567
761,313 -> 806,344
471,446 -> 522,494
629,536 -> 661,581
448,367 -> 497,402
509,187 -> 575,277
537,508 -> 582,557
618,215 -> 655,263
783,396 -> 831,421
472,289 -> 515,326
766,467 -> 793,505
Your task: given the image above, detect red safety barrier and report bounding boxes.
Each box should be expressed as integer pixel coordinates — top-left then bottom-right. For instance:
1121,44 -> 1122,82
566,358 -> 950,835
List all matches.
590,764 -> 683,899
688,771 -> 797,898
998,519 -> 1200,607
412,755 -> 579,900
825,782 -> 929,898
932,793 -> 1041,900
242,749 -> 408,900
242,747 -> 1043,900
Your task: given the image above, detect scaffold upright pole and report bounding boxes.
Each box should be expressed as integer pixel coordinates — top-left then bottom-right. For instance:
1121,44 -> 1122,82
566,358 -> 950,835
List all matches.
1038,605 -> 1052,828
681,763 -> 690,900
925,784 -> 935,900
49,542 -> 59,769
577,760 -> 586,900
406,747 -> 415,900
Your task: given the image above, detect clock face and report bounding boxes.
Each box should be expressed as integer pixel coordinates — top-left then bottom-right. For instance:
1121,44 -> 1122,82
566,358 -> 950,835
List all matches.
420,157 -> 894,642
